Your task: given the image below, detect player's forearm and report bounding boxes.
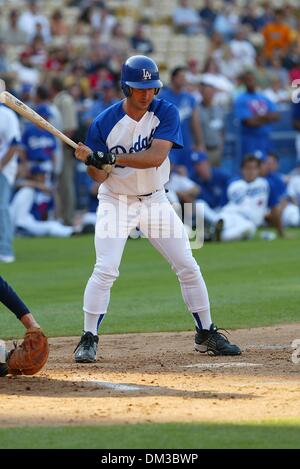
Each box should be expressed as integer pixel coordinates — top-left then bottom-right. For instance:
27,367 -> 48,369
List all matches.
116,148 -> 166,169
20,313 -> 40,330
243,113 -> 279,127
87,166 -> 109,183
0,145 -> 18,170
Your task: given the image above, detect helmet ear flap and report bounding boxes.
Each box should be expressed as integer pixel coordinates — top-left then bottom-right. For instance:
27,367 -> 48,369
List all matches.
122,84 -> 132,97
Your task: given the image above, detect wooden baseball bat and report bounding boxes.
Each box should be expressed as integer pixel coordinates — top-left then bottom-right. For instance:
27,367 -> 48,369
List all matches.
0,91 -> 112,173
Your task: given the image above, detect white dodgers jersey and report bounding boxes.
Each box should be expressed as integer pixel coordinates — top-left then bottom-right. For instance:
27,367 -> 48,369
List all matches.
85,98 -> 183,196
0,104 -> 21,185
225,177 -> 274,226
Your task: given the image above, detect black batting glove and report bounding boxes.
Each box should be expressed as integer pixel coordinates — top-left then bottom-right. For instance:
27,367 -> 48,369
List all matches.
85,151 -> 116,170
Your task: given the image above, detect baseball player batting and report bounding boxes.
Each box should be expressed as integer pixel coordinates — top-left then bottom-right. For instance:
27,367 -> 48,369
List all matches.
0,276 -> 49,377
73,55 -> 241,362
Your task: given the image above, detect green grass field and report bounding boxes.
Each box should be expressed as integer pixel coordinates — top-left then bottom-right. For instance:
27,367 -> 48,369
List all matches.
1,232 -> 300,449
0,420 -> 300,449
1,231 -> 300,339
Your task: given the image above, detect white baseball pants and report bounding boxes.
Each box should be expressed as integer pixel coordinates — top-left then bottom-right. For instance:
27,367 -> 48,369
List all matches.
83,190 -> 210,323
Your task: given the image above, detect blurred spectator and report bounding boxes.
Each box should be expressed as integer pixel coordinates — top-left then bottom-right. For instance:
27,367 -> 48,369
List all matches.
212,4 -> 239,42
166,171 -> 200,206
289,56 -> 300,84
34,85 -> 63,177
234,70 -> 279,169
64,61 -> 91,97
198,75 -> 225,167
11,51 -> 40,90
198,0 -> 217,36
213,155 -> 283,241
160,66 -> 205,175
262,76 -> 290,109
202,56 -> 234,103
18,0 -> 51,44
261,8 -> 293,61
240,5 -> 264,32
50,9 -> 69,37
285,173 -> 300,225
109,23 -> 131,57
173,0 -> 202,35
213,43 -> 245,81
185,58 -> 202,88
25,34 -> 48,68
191,153 -> 230,225
257,1 -> 274,29
50,77 -> 78,226
229,26 -> 256,70
293,101 -> 300,164
10,166 -> 75,238
0,9 -> 27,46
0,94 -> 21,263
44,47 -> 68,72
253,52 -> 272,89
0,40 -> 9,74
261,152 -> 299,227
82,82 -> 118,126
75,6 -> 93,35
88,64 -> 115,92
90,2 -> 117,42
21,104 -> 56,181
80,180 -> 100,233
130,22 -> 154,55
266,56 -> 289,88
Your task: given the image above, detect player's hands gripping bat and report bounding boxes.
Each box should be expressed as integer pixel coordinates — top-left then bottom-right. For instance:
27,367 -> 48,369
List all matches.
75,142 -> 116,170
0,91 -> 113,174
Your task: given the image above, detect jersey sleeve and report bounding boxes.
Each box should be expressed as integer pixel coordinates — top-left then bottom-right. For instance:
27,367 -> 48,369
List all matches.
85,119 -> 109,153
153,102 -> 183,149
7,110 -> 21,146
227,179 -> 247,204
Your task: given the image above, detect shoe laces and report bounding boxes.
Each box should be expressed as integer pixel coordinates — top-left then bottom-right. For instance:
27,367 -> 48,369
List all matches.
208,326 -> 231,345
73,332 -> 95,353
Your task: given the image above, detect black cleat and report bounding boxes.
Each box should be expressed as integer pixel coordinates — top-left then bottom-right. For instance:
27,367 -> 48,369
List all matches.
195,323 -> 241,356
74,331 -> 99,363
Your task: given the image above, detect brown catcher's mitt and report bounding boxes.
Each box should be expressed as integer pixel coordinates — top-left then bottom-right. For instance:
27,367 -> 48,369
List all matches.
7,327 -> 49,376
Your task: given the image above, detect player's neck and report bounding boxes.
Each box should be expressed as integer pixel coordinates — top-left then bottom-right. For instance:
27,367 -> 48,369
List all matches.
123,100 -> 148,122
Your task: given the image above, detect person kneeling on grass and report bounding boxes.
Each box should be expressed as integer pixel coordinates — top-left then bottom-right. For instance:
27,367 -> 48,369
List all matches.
10,166 -> 76,237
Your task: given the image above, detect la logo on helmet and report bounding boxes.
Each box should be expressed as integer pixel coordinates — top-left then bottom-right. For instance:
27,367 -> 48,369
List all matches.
142,69 -> 152,80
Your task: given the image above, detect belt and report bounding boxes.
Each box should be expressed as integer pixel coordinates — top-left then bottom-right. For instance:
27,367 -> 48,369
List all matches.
137,189 -> 160,198
137,192 -> 154,197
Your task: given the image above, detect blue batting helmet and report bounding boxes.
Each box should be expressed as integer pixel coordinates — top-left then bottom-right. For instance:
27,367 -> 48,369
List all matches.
121,55 -> 163,97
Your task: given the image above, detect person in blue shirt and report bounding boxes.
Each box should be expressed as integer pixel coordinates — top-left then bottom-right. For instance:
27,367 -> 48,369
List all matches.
260,151 -> 299,227
82,82 -> 118,127
191,152 -> 230,207
183,151 -> 231,234
21,104 -> 57,181
160,66 -> 205,170
234,70 -> 279,172
293,101 -> 300,164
